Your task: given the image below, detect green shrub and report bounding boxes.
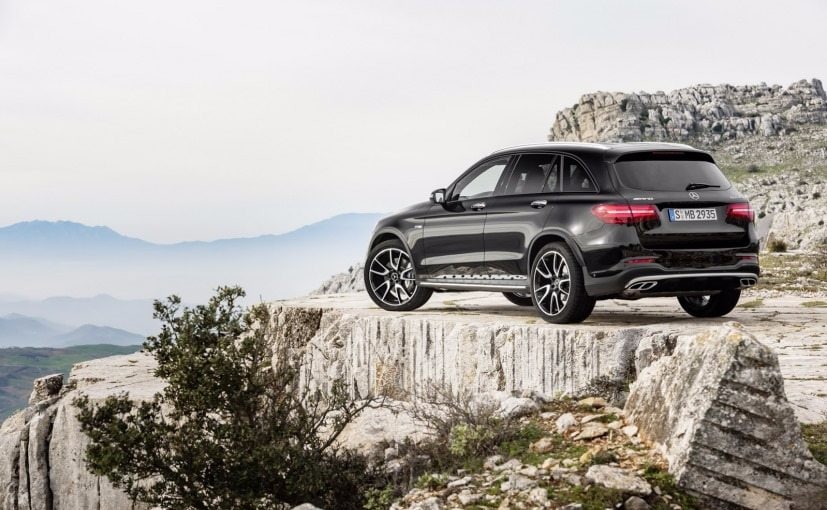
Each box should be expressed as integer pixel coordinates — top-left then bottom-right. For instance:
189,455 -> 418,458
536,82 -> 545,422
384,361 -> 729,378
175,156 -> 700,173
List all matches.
74,287 -> 381,510
747,164 -> 761,173
767,239 -> 788,253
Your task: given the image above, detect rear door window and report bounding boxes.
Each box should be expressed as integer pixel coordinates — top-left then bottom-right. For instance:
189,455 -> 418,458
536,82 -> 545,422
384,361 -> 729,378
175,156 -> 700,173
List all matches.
502,154 -> 560,195
613,152 -> 731,191
561,156 -> 597,192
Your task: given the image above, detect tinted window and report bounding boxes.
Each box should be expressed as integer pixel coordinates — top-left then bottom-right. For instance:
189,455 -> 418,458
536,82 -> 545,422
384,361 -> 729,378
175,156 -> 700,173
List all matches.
614,154 -> 731,191
453,158 -> 509,200
503,154 -> 560,195
561,157 -> 596,192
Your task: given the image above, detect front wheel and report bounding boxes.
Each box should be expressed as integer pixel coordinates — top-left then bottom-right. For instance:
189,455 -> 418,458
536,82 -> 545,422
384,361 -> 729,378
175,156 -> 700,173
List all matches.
364,240 -> 432,311
502,292 -> 533,307
530,242 -> 595,324
677,290 -> 741,318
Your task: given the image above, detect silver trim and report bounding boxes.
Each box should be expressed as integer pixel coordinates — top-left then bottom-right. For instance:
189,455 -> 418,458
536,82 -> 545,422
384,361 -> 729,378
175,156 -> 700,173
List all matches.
491,141 -> 695,154
420,281 -> 527,292
471,202 -> 486,210
433,274 -> 527,281
530,199 -> 548,208
624,272 -> 759,289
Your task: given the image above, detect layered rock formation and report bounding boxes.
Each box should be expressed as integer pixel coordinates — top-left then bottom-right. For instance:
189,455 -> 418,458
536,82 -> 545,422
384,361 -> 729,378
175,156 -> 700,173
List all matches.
1,294 -> 824,509
0,354 -> 160,510
311,263 -> 365,295
547,78 -> 827,251
271,305 -> 647,401
549,79 -> 827,144
626,323 -> 827,509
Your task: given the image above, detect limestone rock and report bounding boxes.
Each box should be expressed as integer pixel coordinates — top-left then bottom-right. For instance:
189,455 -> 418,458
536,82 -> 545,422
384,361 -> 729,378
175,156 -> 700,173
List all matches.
584,465 -> 652,496
28,374 -> 63,405
624,496 -> 650,510
0,353 -> 162,510
269,304 -> 644,402
573,423 -> 609,441
498,397 -> 538,419
549,79 -> 827,144
556,412 -> 578,433
311,263 -> 364,295
625,323 -> 827,509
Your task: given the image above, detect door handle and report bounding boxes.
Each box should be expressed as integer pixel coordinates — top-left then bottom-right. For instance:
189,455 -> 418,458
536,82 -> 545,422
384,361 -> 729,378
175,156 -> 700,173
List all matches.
471,202 -> 486,211
530,200 -> 548,209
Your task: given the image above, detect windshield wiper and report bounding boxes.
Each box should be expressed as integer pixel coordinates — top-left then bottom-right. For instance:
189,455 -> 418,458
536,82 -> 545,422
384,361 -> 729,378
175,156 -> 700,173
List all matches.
685,182 -> 721,191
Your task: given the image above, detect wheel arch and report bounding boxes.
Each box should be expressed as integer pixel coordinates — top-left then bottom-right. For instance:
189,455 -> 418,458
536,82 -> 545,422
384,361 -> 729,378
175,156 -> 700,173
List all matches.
368,228 -> 409,251
527,230 -> 587,272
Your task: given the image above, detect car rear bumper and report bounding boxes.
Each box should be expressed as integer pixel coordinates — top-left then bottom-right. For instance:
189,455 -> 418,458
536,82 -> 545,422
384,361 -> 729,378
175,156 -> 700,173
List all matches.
584,264 -> 760,298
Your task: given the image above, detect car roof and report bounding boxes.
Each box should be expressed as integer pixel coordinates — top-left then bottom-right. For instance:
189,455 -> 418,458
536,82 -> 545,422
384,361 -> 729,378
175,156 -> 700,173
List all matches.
490,141 -> 708,161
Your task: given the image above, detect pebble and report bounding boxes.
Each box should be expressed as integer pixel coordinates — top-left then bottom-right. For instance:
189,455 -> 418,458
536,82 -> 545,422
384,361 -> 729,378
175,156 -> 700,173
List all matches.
624,496 -> 650,510
622,425 -> 639,437
556,412 -> 578,432
446,476 -> 472,489
577,396 -> 608,408
573,423 -> 610,440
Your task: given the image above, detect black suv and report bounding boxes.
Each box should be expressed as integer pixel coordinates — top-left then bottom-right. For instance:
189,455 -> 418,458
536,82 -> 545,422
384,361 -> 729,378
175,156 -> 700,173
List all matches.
364,142 -> 759,323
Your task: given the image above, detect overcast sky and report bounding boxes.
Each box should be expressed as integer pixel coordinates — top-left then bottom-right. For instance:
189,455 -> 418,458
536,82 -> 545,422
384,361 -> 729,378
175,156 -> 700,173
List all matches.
1,0 -> 825,242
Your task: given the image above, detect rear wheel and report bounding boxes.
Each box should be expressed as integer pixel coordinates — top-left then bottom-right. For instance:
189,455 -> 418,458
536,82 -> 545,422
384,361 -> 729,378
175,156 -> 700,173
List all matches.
502,292 -> 533,307
531,242 -> 595,324
364,240 -> 432,311
677,289 -> 741,318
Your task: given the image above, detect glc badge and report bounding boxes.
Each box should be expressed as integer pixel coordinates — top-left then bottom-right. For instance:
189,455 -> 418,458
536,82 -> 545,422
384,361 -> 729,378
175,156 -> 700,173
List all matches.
688,192 -> 700,200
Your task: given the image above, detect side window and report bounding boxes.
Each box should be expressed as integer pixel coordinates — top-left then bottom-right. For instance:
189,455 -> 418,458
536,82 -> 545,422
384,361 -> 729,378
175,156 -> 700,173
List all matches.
503,154 -> 560,195
561,156 -> 596,192
452,158 -> 510,200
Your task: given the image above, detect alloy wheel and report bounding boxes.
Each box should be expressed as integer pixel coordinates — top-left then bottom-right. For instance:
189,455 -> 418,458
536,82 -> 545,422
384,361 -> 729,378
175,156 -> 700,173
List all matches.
368,248 -> 417,306
533,250 -> 571,316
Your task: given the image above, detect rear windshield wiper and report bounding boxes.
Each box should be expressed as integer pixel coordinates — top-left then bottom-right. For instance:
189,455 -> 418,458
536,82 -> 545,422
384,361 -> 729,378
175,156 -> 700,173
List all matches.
685,182 -> 721,191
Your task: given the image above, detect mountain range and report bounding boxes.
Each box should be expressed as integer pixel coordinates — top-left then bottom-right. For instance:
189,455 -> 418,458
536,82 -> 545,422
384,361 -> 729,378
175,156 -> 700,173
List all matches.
0,313 -> 143,348
0,212 -> 383,304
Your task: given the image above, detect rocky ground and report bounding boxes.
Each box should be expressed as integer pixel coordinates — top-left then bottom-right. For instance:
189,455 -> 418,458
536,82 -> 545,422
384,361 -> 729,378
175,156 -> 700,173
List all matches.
390,397 -> 693,510
296,291 -> 827,423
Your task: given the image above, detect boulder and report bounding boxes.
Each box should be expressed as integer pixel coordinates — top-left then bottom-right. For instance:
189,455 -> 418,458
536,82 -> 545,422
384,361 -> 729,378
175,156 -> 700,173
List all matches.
584,465 -> 652,496
625,323 -> 827,509
28,374 -> 63,405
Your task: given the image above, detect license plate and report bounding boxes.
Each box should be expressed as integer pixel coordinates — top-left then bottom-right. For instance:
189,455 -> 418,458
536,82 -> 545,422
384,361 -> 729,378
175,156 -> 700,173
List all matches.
668,208 -> 717,222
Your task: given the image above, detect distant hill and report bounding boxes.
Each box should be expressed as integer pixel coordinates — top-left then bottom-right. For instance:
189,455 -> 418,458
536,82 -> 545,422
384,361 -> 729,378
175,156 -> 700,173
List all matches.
0,295 -> 158,335
50,324 -> 144,347
0,314 -> 145,348
0,212 -> 383,303
0,344 -> 140,419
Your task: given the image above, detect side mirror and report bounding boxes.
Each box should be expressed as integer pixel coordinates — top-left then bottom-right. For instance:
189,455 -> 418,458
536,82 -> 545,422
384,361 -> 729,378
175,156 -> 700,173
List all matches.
430,188 -> 446,204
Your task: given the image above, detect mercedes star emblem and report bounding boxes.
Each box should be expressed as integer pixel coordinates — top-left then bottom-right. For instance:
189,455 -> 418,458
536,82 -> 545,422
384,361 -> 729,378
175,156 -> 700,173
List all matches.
688,191 -> 700,200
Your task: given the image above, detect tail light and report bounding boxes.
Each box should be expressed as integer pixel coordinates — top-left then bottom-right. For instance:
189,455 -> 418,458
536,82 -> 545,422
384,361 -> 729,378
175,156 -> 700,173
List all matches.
726,202 -> 755,222
591,203 -> 659,225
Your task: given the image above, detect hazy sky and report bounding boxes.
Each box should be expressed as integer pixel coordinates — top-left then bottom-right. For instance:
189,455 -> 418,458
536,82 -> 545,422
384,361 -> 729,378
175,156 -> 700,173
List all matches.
2,0 -> 825,242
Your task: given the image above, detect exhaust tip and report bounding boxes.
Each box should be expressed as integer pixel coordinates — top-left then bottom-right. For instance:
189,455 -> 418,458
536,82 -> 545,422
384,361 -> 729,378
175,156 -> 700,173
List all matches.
740,277 -> 757,288
626,281 -> 658,291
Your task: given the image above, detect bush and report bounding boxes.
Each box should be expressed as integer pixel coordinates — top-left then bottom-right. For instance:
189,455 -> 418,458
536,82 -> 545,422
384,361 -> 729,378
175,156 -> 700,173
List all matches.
767,239 -> 788,253
747,164 -> 761,173
814,192 -> 822,199
403,385 -> 527,473
74,287 -> 380,510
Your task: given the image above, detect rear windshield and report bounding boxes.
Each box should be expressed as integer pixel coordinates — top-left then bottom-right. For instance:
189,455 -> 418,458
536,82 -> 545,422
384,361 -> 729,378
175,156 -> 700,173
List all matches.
613,152 -> 731,192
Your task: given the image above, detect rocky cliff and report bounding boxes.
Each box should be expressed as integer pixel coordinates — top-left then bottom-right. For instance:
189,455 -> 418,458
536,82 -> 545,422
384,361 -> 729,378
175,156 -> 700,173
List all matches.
549,78 -> 827,144
3,293 -> 824,509
548,78 -> 827,251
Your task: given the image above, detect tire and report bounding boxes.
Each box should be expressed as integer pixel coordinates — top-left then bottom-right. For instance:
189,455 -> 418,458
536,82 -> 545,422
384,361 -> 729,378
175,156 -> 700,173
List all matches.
502,292 -> 533,307
677,290 -> 741,318
364,239 -> 432,311
530,242 -> 595,324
